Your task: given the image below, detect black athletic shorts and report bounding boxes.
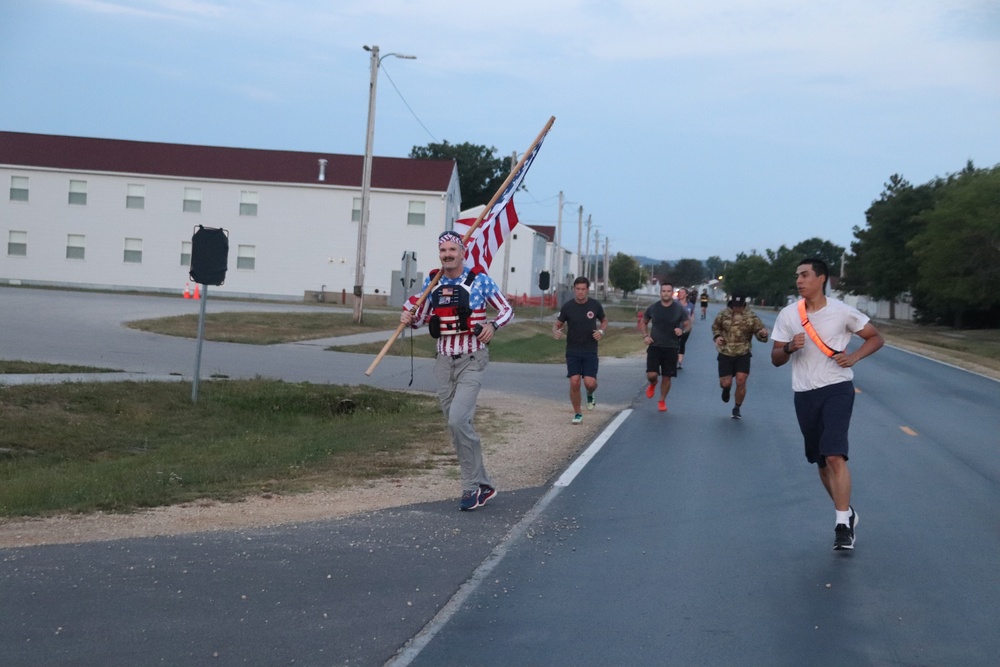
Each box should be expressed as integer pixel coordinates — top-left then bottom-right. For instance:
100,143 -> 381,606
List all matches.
717,352 -> 752,378
646,346 -> 679,378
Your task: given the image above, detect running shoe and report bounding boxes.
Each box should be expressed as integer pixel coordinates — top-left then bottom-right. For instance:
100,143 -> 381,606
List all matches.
460,488 -> 481,511
732,405 -> 742,419
849,507 -> 859,542
646,383 -> 656,399
721,386 -> 731,403
834,523 -> 855,550
658,400 -> 667,412
572,413 -> 583,425
478,485 -> 496,507
586,394 -> 596,410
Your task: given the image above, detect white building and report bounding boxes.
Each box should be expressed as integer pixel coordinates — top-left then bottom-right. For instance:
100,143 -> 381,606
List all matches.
1,131 -> 461,303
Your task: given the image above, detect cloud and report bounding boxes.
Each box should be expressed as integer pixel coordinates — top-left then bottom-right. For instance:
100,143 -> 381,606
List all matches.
52,0 -> 228,21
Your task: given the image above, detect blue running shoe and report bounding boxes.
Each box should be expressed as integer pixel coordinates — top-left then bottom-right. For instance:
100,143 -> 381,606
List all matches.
460,488 -> 481,511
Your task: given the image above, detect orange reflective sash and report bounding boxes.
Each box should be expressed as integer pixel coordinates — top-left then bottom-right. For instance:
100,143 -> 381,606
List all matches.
797,299 -> 841,357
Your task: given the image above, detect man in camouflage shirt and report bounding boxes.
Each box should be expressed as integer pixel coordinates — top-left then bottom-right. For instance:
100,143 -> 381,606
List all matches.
712,296 -> 770,419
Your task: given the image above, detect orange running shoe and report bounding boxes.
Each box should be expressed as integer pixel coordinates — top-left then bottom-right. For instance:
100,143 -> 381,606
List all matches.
658,400 -> 667,412
645,383 -> 655,399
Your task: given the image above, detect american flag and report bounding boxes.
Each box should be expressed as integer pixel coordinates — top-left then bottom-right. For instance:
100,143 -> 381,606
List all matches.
453,198 -> 519,274
453,127 -> 548,273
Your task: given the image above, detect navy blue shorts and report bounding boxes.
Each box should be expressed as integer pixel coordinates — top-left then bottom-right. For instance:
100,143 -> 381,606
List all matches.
646,346 -> 679,378
793,381 -> 855,468
566,347 -> 599,378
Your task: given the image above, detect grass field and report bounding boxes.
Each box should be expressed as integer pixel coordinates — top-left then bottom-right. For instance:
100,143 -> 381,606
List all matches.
0,379 -> 456,518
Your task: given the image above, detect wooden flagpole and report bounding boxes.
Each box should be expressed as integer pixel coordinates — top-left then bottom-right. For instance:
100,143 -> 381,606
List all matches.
364,115 -> 555,376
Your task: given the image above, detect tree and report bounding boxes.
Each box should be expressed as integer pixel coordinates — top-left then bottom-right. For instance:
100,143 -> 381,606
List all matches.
650,260 -> 672,284
410,141 -> 508,208
608,252 -> 643,297
723,252 -> 771,301
841,174 -> 937,318
705,256 -> 725,282
909,164 -> 1000,327
671,258 -> 707,286
763,245 -> 799,307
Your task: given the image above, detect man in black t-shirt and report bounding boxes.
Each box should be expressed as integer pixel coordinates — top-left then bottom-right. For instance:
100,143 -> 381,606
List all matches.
641,282 -> 691,412
554,276 -> 608,424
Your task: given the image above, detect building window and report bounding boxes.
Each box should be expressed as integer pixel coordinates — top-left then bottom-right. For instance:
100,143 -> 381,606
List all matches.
352,197 -> 362,222
180,241 -> 191,266
69,180 -> 87,206
183,187 -> 201,213
67,234 -> 85,260
126,183 -> 145,209
8,231 -> 27,256
10,176 -> 28,202
237,245 -> 256,270
407,200 -> 426,226
124,238 -> 142,264
239,191 -> 258,216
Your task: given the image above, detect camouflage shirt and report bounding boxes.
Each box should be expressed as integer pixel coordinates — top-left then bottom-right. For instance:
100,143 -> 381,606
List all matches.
711,307 -> 769,356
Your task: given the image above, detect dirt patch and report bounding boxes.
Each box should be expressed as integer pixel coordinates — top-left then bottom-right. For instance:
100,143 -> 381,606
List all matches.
0,391 -> 616,548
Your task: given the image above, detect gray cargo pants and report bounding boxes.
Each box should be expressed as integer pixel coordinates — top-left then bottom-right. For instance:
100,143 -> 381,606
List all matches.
433,349 -> 493,492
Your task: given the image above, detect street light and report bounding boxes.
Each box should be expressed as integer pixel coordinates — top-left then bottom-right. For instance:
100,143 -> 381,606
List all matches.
353,44 -> 416,323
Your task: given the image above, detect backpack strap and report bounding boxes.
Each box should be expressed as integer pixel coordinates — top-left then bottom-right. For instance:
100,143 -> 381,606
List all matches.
798,299 -> 841,357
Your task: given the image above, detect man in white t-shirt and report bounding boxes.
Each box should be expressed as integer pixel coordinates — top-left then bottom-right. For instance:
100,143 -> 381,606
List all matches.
771,258 -> 884,551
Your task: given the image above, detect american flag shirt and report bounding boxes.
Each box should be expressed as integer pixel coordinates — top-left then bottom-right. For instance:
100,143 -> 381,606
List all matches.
404,268 -> 514,356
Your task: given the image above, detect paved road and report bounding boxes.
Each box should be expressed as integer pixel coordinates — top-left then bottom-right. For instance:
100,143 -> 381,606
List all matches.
2,287 -> 999,666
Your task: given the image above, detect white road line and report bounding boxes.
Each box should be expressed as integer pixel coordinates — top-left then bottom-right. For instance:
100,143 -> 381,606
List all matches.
555,409 -> 632,487
385,408 -> 633,667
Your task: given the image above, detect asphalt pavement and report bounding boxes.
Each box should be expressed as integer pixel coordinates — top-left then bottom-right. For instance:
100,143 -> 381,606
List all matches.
2,287 -> 999,666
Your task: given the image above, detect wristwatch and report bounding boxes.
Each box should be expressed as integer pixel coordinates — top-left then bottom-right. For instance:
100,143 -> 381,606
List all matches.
783,342 -> 793,354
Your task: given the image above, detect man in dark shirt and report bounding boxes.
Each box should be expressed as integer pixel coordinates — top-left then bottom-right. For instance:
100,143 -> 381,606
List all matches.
554,276 -> 608,424
641,282 -> 691,412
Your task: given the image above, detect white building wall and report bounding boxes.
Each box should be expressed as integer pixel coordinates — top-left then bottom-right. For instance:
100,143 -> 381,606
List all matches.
1,165 -> 458,300
500,227 -> 549,298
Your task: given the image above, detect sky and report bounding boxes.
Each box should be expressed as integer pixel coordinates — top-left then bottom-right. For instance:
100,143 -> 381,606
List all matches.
2,0 -> 999,265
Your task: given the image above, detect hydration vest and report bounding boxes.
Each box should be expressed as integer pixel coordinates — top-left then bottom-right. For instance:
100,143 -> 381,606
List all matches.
428,269 -> 478,338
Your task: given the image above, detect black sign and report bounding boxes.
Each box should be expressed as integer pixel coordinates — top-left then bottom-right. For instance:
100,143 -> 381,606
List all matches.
189,226 -> 229,286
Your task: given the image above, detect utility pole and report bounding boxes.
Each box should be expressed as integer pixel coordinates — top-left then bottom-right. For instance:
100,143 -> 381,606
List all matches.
576,205 -> 583,279
353,45 -> 415,324
603,236 -> 610,300
352,45 -> 380,324
555,190 -> 564,295
593,229 -> 600,286
584,214 -> 592,281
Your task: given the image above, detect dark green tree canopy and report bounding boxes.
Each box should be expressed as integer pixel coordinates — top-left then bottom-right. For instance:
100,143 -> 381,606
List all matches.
705,256 -> 725,282
410,141 -> 508,209
609,252 -> 644,297
671,258 -> 707,287
723,252 -> 771,302
841,174 -> 937,300
909,164 -> 1000,327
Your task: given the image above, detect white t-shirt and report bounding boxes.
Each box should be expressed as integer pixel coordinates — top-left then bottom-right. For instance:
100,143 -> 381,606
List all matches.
772,298 -> 870,392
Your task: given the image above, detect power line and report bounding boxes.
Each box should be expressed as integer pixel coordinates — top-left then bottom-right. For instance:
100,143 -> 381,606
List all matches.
380,65 -> 438,143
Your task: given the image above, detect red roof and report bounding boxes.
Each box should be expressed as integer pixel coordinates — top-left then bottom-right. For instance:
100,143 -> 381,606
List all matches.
0,131 -> 455,192
527,224 -> 555,242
